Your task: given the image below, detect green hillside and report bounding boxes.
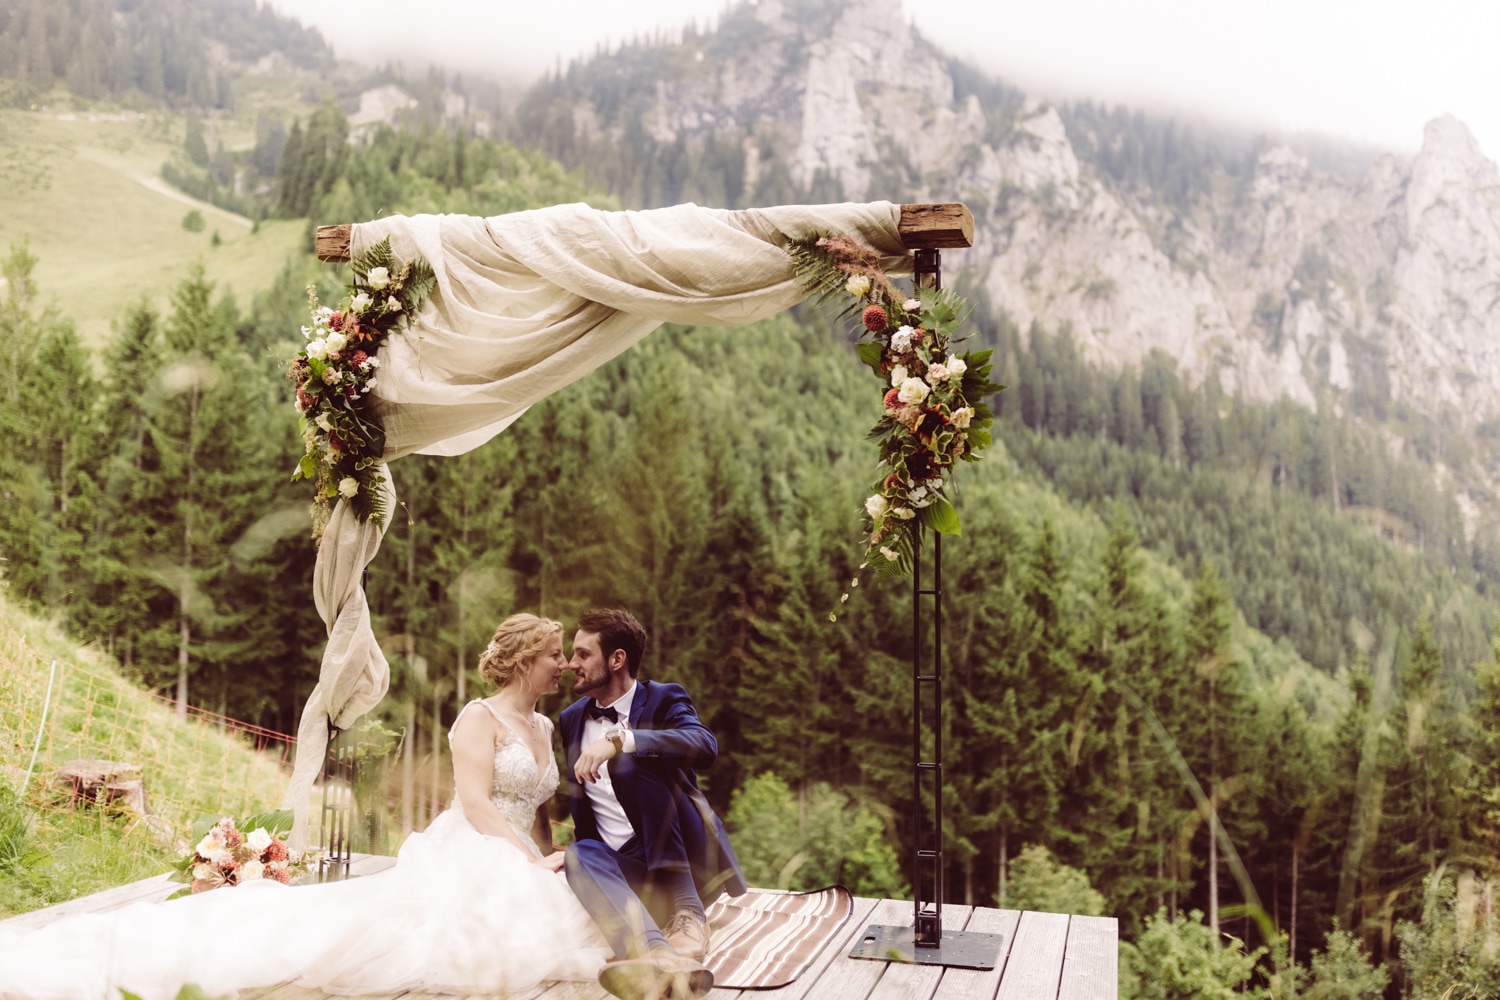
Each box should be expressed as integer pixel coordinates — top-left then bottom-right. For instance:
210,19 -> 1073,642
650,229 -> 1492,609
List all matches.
0,590 -> 290,917
0,110 -> 305,347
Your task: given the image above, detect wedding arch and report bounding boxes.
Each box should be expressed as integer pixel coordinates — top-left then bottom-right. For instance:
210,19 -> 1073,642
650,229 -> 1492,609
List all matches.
292,199 -> 986,964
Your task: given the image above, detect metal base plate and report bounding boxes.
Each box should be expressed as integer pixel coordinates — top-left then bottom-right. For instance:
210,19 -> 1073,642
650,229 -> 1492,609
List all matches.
848,923 -> 1004,970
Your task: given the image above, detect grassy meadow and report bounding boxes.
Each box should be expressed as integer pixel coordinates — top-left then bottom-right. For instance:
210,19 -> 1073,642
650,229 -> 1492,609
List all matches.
0,592 -> 292,917
0,109 -> 306,348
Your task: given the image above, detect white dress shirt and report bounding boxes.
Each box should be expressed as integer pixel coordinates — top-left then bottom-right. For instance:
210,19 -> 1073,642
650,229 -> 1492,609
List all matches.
581,681 -> 639,851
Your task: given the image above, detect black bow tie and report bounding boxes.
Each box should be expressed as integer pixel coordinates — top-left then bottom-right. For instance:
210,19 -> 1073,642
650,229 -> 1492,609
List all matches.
587,701 -> 619,724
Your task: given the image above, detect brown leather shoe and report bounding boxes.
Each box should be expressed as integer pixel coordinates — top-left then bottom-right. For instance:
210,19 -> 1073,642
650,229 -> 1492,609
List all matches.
598,949 -> 713,1000
664,909 -> 710,961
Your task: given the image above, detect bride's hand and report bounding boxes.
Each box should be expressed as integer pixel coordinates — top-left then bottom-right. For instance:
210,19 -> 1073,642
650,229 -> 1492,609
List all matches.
533,850 -> 566,873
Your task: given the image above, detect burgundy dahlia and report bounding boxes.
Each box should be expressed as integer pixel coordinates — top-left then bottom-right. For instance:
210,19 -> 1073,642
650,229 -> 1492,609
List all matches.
862,305 -> 887,332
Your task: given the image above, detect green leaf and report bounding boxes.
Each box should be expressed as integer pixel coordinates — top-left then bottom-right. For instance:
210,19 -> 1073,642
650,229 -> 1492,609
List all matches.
920,497 -> 962,535
292,454 -> 318,482
856,342 -> 884,369
238,808 -> 295,838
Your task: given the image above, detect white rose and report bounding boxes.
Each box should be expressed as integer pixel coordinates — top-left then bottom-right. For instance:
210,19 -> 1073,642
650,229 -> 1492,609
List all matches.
193,862 -> 216,880
246,828 -> 273,853
845,275 -> 871,297
898,377 -> 931,404
891,326 -> 915,352
349,292 -> 373,313
903,298 -> 920,312
366,266 -> 390,290
864,494 -> 889,519
927,363 -> 950,383
239,860 -> 265,881
952,406 -> 974,429
324,331 -> 347,354
890,365 -> 908,387
947,357 -> 967,380
879,546 -> 898,561
338,477 -> 359,499
386,296 -> 402,312
306,339 -> 328,361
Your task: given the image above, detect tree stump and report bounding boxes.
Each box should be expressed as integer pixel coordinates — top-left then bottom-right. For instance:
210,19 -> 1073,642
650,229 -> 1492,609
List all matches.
50,759 -> 150,816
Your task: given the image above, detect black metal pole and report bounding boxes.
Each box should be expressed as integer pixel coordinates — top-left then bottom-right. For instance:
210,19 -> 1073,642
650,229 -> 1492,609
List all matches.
849,239 -> 1002,972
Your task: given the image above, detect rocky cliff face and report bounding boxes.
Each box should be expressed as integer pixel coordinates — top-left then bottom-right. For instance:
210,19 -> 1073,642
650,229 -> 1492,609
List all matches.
539,0 -> 1500,443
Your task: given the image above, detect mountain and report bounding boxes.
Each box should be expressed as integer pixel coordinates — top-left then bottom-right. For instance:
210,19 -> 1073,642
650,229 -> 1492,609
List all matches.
513,0 -> 1500,511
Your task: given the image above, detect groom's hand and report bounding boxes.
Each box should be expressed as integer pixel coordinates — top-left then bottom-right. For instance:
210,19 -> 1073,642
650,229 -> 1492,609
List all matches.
574,738 -> 620,784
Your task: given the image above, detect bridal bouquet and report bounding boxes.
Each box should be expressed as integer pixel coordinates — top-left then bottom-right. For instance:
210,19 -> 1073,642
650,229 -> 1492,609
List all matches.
787,236 -> 1003,584
289,237 -> 434,532
169,812 -> 317,895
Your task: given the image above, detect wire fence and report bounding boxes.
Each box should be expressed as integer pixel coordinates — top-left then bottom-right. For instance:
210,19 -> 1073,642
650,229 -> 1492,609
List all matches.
0,611 -> 294,843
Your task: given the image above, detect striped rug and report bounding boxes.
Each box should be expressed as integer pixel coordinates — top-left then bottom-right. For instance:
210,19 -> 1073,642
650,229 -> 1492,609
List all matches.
702,885 -> 854,989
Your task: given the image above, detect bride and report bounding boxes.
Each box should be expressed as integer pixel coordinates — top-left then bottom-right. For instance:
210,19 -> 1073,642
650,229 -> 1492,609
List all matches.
0,613 -> 612,999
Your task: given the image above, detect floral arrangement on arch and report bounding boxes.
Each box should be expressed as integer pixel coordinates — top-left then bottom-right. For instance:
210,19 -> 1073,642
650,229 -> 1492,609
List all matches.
787,236 -> 1004,584
168,812 -> 318,896
289,237 -> 434,532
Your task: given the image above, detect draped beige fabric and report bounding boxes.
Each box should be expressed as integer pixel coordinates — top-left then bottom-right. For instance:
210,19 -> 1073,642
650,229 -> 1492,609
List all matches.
283,201 -> 910,848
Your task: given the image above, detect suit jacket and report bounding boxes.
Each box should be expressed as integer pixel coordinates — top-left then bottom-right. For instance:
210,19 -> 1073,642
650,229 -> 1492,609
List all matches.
560,678 -> 747,899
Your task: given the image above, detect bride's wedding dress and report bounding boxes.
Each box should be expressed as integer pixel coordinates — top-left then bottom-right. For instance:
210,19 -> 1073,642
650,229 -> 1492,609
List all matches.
0,701 -> 611,1000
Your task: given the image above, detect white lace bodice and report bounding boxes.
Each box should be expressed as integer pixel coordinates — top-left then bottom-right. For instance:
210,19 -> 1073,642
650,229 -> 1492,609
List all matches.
450,700 -> 559,846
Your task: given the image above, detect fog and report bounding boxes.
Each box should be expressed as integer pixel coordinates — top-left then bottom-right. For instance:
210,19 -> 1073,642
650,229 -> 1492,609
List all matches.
267,0 -> 1500,159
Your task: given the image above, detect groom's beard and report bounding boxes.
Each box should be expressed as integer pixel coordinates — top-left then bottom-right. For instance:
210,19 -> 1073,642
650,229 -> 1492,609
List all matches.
573,669 -> 605,695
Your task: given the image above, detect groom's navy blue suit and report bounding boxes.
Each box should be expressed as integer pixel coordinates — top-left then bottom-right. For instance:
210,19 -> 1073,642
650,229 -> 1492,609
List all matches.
561,678 -> 745,958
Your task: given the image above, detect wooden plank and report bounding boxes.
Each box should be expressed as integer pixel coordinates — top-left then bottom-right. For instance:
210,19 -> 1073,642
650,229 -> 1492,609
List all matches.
785,896 -> 912,1000
865,906 -> 975,1000
239,983 -> 328,1000
1056,916 -> 1118,1000
993,911 -> 1070,1000
314,203 -> 976,262
533,979 -> 610,1000
316,224 -> 352,263
347,853 -> 398,878
897,203 -> 974,249
0,854 -> 400,932
0,872 -> 177,930
930,907 -> 1021,1000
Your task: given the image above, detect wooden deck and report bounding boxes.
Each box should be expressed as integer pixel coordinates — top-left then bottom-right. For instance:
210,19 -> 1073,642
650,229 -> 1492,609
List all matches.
1,857 -> 1117,999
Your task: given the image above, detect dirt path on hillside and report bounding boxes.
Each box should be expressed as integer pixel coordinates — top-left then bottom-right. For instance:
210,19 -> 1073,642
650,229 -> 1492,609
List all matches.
129,173 -> 253,228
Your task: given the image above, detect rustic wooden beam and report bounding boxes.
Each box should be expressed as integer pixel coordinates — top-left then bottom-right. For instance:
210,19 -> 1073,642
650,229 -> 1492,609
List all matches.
316,224 -> 352,263
314,203 -> 974,262
897,202 -> 974,249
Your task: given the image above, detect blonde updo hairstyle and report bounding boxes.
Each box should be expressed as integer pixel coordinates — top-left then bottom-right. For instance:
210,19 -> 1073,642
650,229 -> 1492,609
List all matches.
478,613 -> 564,689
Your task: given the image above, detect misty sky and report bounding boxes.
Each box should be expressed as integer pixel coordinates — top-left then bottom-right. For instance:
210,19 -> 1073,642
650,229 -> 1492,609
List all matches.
267,0 -> 1500,162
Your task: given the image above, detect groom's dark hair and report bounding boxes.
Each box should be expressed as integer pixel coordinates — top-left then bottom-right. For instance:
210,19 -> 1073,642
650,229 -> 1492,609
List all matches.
579,609 -> 647,678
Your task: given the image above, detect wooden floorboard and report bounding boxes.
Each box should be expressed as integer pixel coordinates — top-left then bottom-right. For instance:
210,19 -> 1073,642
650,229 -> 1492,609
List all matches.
929,907 -> 1020,1000
0,872 -> 177,930
993,911 -> 1070,1000
864,905 -> 976,1000
1056,915 -> 1118,1000
6,875 -> 1117,999
796,897 -> 913,1000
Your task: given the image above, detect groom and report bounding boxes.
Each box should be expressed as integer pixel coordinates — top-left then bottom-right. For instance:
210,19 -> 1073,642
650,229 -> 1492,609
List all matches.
561,608 -> 746,1000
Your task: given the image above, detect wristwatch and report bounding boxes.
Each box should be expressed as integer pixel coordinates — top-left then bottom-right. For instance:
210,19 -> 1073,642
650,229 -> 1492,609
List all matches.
604,726 -> 626,753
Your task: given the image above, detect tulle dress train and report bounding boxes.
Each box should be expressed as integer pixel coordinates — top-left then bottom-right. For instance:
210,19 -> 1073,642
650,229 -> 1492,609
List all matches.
0,702 -> 611,1000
